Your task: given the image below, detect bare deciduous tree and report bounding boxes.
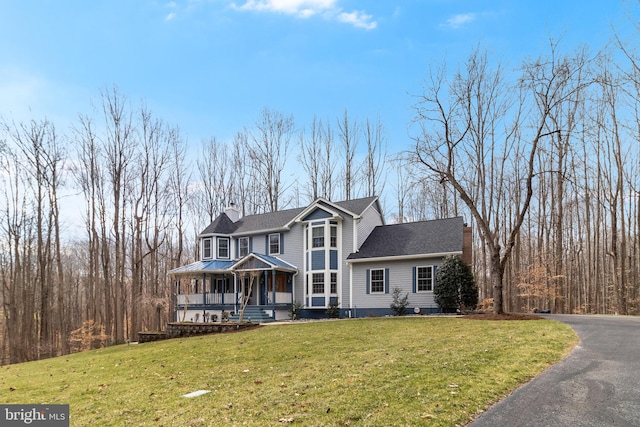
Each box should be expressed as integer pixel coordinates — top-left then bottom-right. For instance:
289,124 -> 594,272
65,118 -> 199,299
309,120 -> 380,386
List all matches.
247,108 -> 294,212
412,45 -> 592,314
361,116 -> 387,197
337,109 -> 358,201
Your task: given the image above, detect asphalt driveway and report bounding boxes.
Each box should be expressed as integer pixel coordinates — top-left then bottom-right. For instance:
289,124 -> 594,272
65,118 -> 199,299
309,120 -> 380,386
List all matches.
469,314 -> 640,427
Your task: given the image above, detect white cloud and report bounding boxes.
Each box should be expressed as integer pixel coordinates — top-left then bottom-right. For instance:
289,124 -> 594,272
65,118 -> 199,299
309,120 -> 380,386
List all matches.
337,10 -> 376,30
231,0 -> 377,29
445,13 -> 476,29
234,0 -> 336,17
165,12 -> 177,21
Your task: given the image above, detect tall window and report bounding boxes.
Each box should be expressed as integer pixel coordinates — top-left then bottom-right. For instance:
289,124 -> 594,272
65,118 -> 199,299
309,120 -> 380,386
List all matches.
215,278 -> 225,293
312,273 -> 324,294
239,237 -> 249,257
330,272 -> 337,294
202,238 -> 212,259
217,238 -> 229,259
269,233 -> 280,255
370,269 -> 384,293
330,226 -> 337,248
417,266 -> 433,292
312,226 -> 324,248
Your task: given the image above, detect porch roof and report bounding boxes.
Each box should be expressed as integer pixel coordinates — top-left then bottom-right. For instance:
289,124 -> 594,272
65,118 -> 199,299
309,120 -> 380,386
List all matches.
231,253 -> 298,273
168,259 -> 234,275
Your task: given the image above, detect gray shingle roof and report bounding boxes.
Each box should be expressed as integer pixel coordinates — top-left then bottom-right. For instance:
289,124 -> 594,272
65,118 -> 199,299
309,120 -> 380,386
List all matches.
332,196 -> 379,217
347,217 -> 464,260
233,207 -> 304,234
200,196 -> 380,236
200,213 -> 238,235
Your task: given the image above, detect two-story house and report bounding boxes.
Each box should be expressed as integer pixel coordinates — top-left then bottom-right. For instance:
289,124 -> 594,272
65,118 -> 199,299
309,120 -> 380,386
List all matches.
169,196 -> 471,322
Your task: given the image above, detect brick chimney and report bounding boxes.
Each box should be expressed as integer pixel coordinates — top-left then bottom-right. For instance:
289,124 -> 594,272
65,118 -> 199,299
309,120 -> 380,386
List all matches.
461,224 -> 472,266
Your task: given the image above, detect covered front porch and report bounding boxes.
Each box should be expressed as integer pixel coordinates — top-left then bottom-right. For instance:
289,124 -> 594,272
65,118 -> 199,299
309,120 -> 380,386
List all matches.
169,254 -> 298,322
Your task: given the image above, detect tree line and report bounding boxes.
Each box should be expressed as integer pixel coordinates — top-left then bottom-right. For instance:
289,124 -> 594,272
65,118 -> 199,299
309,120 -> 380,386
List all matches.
0,90 -> 389,364
2,32 -> 640,363
409,39 -> 640,315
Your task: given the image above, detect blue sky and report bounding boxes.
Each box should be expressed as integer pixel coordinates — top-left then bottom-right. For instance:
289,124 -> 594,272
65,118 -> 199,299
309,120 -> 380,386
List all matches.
1,0 -> 637,154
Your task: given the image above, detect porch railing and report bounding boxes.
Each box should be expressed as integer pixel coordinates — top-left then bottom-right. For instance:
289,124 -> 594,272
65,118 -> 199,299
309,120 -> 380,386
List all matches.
177,292 -> 291,306
269,292 -> 292,304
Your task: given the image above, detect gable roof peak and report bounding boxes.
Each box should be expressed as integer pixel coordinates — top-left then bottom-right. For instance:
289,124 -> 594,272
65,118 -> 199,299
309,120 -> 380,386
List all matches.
200,195 -> 383,236
293,195 -> 380,223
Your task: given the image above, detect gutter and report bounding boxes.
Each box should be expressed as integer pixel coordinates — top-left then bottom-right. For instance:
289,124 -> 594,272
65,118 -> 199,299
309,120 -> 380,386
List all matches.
345,251 -> 463,264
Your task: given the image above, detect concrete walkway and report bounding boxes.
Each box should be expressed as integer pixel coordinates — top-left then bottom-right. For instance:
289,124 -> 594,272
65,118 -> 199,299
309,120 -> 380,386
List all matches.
469,314 -> 640,426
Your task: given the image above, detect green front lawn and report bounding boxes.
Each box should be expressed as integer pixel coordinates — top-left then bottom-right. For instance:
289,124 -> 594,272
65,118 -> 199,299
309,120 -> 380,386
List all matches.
1,317 -> 576,426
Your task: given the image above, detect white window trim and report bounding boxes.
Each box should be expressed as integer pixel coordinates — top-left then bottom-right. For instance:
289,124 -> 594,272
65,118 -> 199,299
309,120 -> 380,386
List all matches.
416,265 -> 434,293
268,233 -> 280,255
202,237 -> 212,260
330,272 -> 337,295
370,268 -> 385,294
312,272 -> 324,294
312,225 -> 324,248
330,225 -> 337,248
217,237 -> 230,259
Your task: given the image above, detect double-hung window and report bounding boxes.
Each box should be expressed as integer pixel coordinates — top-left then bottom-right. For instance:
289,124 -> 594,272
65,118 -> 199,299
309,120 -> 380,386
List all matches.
330,272 -> 337,294
202,238 -> 212,259
239,237 -> 249,257
330,226 -> 337,248
370,269 -> 385,294
417,266 -> 433,292
269,233 -> 280,255
312,226 -> 324,248
217,238 -> 229,259
312,273 -> 324,294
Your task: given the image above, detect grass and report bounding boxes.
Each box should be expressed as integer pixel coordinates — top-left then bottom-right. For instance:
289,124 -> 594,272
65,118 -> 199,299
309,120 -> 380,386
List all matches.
1,317 -> 577,426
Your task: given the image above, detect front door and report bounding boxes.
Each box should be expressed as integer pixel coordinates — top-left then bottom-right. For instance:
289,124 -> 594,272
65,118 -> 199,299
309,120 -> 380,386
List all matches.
242,277 -> 257,305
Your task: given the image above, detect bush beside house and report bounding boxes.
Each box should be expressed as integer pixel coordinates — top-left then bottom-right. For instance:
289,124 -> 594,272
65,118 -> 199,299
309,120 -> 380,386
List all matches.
434,255 -> 478,312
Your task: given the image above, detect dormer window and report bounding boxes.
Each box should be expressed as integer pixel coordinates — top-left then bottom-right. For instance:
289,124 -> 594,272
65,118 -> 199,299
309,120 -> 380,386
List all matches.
217,237 -> 229,259
202,238 -> 212,259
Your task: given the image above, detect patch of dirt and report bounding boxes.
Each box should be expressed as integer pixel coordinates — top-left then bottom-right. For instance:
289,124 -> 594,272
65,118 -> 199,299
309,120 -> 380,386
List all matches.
463,313 -> 543,321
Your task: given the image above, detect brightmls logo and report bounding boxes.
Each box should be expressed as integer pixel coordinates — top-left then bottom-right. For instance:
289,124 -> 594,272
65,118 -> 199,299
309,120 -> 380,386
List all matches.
1,405 -> 69,426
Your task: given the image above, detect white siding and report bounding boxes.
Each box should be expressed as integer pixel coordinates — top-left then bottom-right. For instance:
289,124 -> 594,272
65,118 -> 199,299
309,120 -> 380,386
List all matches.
350,256 -> 448,310
279,223 -> 305,305
278,223 -> 305,268
356,204 -> 384,249
340,217 -> 355,307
